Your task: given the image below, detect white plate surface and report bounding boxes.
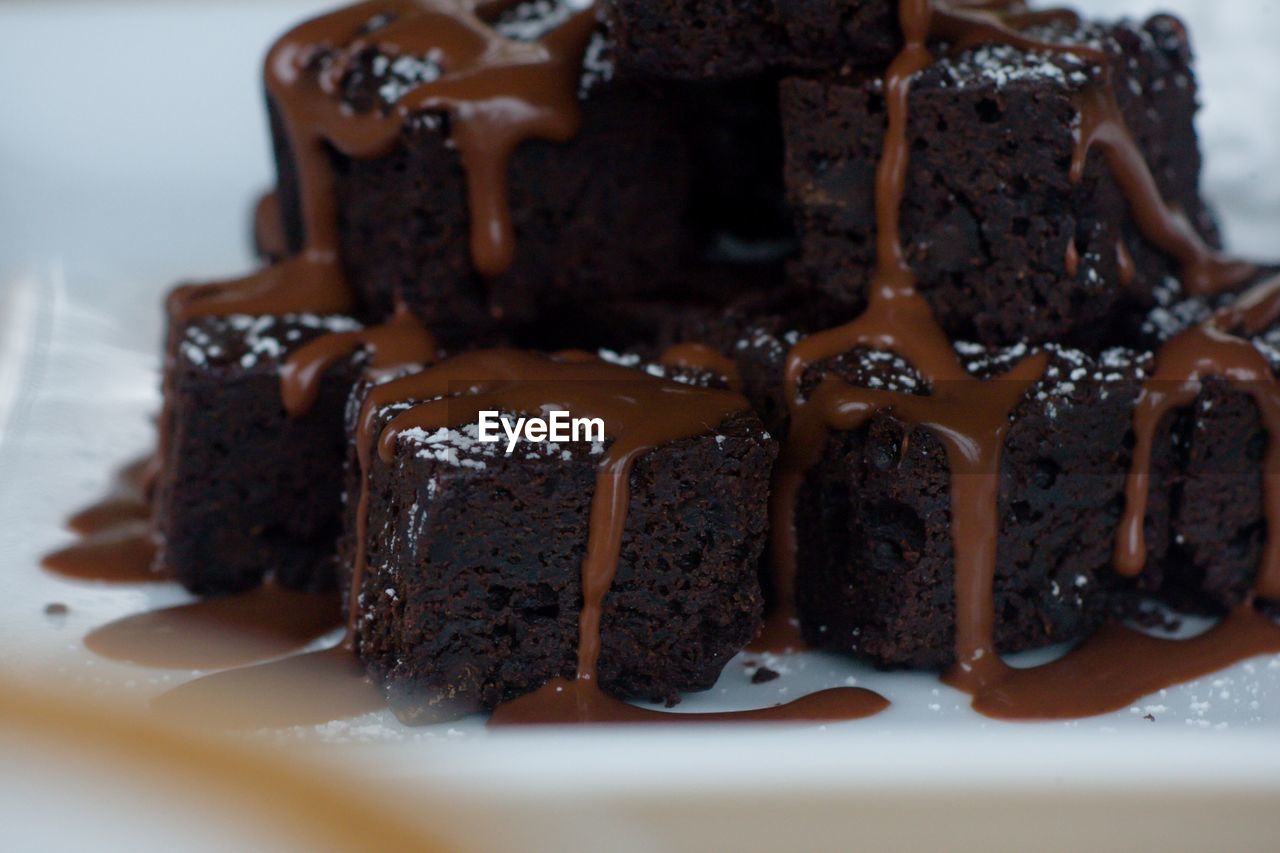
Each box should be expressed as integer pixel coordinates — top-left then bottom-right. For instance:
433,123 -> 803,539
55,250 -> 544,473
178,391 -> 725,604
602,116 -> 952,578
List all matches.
3,1 -> 1280,849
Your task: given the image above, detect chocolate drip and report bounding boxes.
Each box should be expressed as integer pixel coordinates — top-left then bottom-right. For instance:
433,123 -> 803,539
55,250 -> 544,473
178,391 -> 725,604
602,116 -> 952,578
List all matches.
253,190 -> 287,261
1072,83 -> 1255,297
42,523 -> 160,585
153,646 -> 384,729
488,678 -> 887,726
45,457 -> 161,584
1116,240 -> 1136,290
65,456 -> 153,535
1065,239 -> 1080,278
1117,273 -> 1280,592
767,0 -> 1052,682
973,608 -> 1280,720
279,306 -> 437,417
86,585 -> 341,670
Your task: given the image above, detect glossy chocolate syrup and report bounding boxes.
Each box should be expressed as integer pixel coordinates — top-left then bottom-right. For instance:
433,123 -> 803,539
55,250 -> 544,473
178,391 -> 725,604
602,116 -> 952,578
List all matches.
769,0 -> 1280,718
1071,83 -> 1255,297
86,585 -> 341,670
1065,238 -> 1080,278
1116,240 -> 1136,290
45,457 -> 161,584
253,190 -> 288,261
42,523 -> 160,584
279,305 -> 438,417
153,645 -> 384,729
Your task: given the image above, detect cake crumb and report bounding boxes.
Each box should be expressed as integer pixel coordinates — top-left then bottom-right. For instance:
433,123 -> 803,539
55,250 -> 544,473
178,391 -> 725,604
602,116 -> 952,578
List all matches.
751,666 -> 780,684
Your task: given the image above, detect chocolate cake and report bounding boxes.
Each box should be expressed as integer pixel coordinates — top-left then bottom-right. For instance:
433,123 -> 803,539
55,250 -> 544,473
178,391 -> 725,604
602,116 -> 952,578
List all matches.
51,0 -> 1280,729
782,15 -> 1224,348
344,353 -> 775,722
154,313 -> 366,594
608,0 -> 901,79
267,0 -> 791,344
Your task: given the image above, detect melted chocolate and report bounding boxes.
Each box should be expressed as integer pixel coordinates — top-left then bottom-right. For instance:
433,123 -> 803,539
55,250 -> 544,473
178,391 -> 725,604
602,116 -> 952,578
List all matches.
65,456 -> 154,535
768,0 -> 1050,681
279,306 -> 437,417
971,608 -> 1280,720
48,458 -> 159,583
488,677 -> 887,726
152,646 -> 383,729
86,585 -> 341,670
1065,238 -> 1080,278
253,190 -> 288,260
1071,82 -> 1255,296
42,522 -> 160,584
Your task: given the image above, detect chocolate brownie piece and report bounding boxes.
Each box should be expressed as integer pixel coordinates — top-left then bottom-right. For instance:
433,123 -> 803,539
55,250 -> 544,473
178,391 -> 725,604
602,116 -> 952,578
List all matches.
1161,315 -> 1280,612
155,314 -> 364,594
782,16 -> 1220,348
792,342 -> 1177,669
270,0 -> 787,343
345,360 -> 776,723
608,0 -> 900,80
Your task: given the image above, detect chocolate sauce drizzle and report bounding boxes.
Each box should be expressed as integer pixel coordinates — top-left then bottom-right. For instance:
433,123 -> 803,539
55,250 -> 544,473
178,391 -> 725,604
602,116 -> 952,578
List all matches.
43,457 -> 160,584
770,0 -> 1280,718
87,584 -> 341,671
280,305 -> 438,417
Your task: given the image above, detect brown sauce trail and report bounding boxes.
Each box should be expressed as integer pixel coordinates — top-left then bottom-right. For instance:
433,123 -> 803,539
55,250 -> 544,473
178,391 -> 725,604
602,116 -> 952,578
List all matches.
488,677 -> 888,726
279,305 -> 438,417
65,455 -> 154,535
42,521 -> 160,584
972,608 -> 1280,720
152,646 -> 384,730
253,190 -> 287,261
1116,239 -> 1136,290
1071,82 -> 1255,296
1065,238 -> 1080,278
86,585 -> 341,670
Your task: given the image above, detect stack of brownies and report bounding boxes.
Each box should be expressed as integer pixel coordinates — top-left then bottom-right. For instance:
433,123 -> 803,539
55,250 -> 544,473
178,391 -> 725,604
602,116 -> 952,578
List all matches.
151,0 -> 1280,722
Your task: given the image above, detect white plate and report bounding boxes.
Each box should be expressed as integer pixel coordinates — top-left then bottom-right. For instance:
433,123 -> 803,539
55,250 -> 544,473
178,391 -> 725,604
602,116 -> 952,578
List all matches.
4,1 -> 1280,849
